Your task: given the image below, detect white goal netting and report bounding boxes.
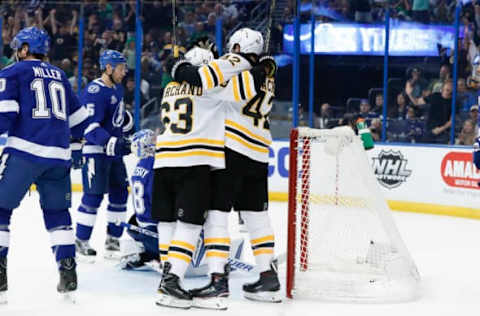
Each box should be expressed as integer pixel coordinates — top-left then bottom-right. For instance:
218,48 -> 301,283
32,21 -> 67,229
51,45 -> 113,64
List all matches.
286,126 -> 420,302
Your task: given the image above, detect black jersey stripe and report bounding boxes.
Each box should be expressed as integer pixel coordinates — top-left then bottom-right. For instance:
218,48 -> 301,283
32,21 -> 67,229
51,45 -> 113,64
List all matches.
205,245 -> 230,252
251,242 -> 275,250
156,144 -> 225,153
168,246 -> 193,258
238,73 -> 246,100
225,126 -> 269,148
207,65 -> 219,87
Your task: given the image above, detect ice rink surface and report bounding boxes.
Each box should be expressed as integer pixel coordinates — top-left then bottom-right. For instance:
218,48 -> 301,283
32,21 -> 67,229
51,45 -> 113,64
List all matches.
1,192 -> 480,316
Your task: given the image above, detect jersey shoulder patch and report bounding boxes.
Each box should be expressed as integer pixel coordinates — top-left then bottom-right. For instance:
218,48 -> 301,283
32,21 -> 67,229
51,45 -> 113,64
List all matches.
87,84 -> 100,94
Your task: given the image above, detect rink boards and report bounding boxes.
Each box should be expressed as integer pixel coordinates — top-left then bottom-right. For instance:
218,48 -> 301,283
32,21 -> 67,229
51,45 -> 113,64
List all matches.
0,137 -> 477,219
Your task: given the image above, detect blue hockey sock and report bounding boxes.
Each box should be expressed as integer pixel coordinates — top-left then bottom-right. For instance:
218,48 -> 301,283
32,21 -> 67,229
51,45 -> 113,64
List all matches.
0,208 -> 12,257
76,194 -> 102,241
43,209 -> 75,261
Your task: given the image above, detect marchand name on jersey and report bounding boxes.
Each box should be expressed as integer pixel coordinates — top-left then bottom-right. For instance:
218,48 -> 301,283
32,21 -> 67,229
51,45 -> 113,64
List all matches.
164,82 -> 203,98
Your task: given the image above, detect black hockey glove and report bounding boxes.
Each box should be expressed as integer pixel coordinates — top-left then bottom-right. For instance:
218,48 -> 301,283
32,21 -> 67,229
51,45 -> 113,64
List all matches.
106,137 -> 131,156
258,54 -> 277,78
71,138 -> 84,169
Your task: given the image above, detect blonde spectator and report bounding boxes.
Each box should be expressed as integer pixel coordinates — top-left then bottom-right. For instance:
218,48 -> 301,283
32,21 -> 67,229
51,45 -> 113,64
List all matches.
456,119 -> 477,145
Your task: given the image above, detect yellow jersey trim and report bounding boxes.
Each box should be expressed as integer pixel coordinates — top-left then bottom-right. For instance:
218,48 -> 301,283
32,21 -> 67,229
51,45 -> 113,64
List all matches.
225,120 -> 272,145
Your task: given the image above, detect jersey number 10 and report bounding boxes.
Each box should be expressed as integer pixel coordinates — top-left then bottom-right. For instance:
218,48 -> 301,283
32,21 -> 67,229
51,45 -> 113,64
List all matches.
31,79 -> 67,120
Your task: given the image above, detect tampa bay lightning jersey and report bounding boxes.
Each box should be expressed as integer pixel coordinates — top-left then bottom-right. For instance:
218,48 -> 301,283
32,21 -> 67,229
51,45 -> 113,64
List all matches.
131,156 -> 156,226
81,78 -> 128,157
0,60 -> 89,166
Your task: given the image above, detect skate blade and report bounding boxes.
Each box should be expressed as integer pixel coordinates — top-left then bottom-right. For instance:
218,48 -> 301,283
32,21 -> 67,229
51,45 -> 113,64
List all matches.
192,297 -> 228,310
0,291 -> 7,304
244,291 -> 282,303
156,293 -> 192,309
104,250 -> 122,261
59,291 -> 77,304
75,254 -> 96,264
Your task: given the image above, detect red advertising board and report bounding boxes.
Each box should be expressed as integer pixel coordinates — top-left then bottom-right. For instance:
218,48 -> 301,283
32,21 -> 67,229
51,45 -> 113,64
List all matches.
441,152 -> 480,189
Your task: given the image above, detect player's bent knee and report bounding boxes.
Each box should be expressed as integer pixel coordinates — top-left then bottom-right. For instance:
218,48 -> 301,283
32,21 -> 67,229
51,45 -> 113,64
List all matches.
42,209 -> 73,230
0,208 -> 13,226
241,211 -> 272,231
81,194 -> 103,208
204,210 -> 229,228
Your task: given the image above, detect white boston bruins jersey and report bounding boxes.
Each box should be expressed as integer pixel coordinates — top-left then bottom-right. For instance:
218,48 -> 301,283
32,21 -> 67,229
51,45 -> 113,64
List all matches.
214,71 -> 274,163
154,81 -> 225,169
198,53 -> 252,91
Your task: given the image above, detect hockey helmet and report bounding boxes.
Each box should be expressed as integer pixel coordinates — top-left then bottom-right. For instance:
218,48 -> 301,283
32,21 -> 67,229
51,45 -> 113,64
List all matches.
10,26 -> 50,55
131,129 -> 156,159
226,28 -> 264,56
99,50 -> 127,71
185,47 -> 214,66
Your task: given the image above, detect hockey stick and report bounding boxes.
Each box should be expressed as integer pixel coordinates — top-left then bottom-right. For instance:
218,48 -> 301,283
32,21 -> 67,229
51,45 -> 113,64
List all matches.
264,0 -> 276,52
172,0 -> 178,57
119,221 -> 285,273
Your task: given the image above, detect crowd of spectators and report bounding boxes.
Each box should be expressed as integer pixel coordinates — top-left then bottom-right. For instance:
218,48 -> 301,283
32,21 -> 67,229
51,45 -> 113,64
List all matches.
0,0 -> 259,117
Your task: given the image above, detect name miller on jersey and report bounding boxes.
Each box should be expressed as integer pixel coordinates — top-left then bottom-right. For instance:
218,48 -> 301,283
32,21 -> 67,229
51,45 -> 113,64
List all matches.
32,66 -> 62,80
163,82 -> 203,97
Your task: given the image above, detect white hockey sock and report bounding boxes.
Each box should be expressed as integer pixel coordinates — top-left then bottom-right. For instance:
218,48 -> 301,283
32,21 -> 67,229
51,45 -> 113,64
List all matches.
204,210 -> 230,275
168,221 -> 202,280
157,221 -> 175,262
241,211 -> 275,273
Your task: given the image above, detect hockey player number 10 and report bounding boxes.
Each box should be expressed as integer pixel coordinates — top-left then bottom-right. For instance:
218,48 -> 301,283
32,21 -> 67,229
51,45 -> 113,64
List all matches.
31,79 -> 67,120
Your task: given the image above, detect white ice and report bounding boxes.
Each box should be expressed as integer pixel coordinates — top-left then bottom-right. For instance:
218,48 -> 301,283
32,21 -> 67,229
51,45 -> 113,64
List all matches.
1,192 -> 480,316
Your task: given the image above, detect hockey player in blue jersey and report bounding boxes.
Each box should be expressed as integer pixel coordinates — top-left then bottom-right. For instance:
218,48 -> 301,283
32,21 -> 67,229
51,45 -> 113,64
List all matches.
75,50 -> 132,261
120,129 -> 159,269
0,27 -> 90,302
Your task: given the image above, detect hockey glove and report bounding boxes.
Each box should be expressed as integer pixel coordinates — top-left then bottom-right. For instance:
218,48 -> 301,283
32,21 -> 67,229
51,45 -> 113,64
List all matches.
474,137 -> 480,169
71,138 -> 84,169
106,137 -> 132,156
259,54 -> 277,78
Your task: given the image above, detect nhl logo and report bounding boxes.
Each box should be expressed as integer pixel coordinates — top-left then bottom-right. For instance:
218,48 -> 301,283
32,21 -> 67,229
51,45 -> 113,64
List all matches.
371,150 -> 412,189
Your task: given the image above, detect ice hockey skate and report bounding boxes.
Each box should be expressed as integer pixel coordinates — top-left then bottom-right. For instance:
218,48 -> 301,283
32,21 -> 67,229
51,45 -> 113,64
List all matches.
156,262 -> 192,309
57,257 -> 77,303
243,260 -> 282,303
104,235 -> 121,260
0,257 -> 7,304
119,252 -> 159,271
75,238 -> 97,263
190,264 -> 230,310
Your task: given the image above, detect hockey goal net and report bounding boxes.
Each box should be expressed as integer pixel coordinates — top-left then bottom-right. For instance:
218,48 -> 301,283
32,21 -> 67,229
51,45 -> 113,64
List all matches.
286,126 -> 420,302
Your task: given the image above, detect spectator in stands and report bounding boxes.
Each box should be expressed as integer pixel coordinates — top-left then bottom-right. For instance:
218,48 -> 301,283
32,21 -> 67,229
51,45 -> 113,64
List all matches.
456,119 -> 477,145
388,92 -> 409,119
124,76 -> 147,113
467,104 -> 479,128
429,64 -> 451,94
358,99 -> 378,121
179,11 -> 196,37
406,107 -> 424,143
317,103 -> 335,129
373,93 -> 384,116
457,78 -> 473,114
68,66 -> 88,93
123,36 -> 136,71
204,12 -> 217,34
406,67 -> 428,99
49,9 -> 77,64
424,80 -> 455,144
370,118 -> 382,141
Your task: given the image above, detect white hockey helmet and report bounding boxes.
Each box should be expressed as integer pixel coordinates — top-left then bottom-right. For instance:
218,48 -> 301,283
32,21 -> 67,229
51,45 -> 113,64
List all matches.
227,28 -> 264,56
185,47 -> 214,66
